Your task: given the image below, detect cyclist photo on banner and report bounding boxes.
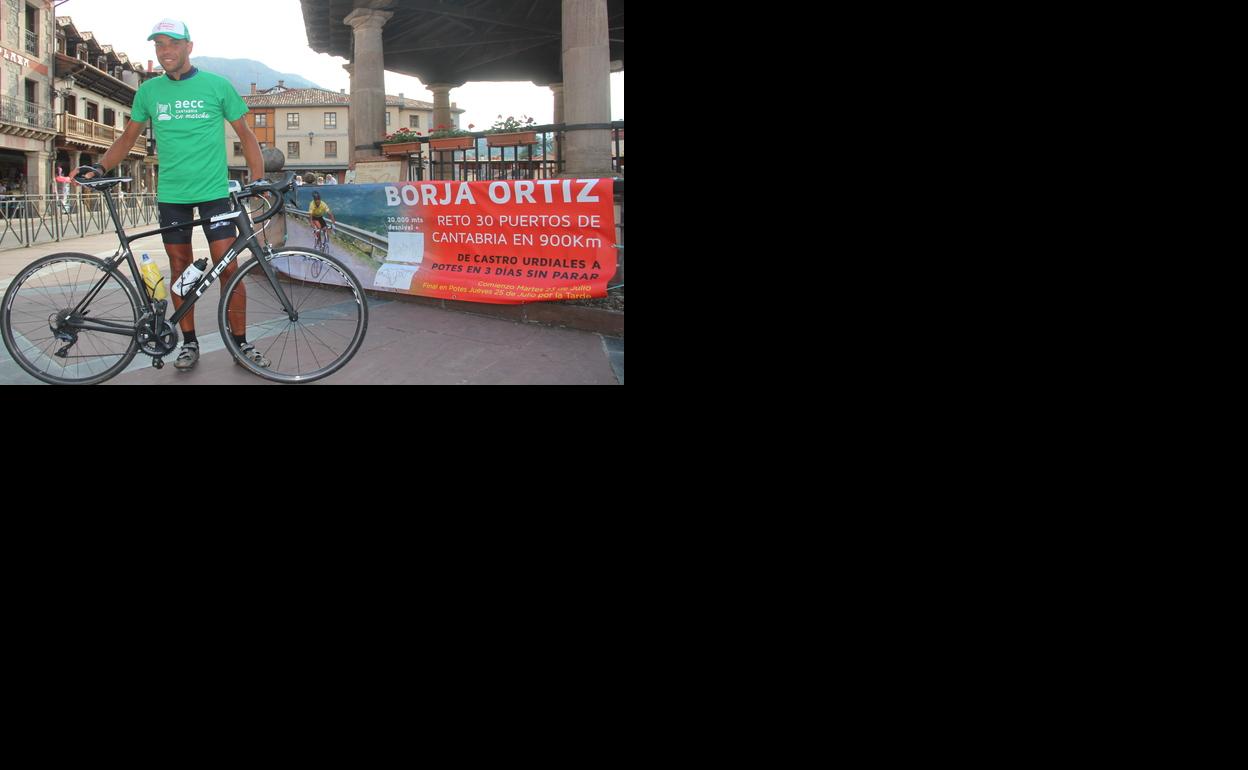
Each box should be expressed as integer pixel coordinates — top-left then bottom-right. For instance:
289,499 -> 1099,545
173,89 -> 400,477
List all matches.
309,191 -> 337,251
79,18 -> 270,372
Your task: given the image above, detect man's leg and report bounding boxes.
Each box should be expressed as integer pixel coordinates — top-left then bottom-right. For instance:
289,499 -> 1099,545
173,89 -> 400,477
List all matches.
214,236 -> 245,334
200,199 -> 245,338
167,243 -> 196,334
160,202 -> 197,337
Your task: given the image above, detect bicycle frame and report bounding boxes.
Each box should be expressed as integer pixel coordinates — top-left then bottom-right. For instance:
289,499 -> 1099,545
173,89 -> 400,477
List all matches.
69,182 -> 297,340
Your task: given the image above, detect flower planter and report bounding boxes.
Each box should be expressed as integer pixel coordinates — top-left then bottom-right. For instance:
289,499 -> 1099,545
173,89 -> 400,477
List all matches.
486,131 -> 538,148
429,136 -> 476,151
381,141 -> 423,156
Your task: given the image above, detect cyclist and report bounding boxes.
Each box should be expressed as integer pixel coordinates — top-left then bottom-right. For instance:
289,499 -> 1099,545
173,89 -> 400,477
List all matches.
80,18 -> 270,372
309,191 -> 337,248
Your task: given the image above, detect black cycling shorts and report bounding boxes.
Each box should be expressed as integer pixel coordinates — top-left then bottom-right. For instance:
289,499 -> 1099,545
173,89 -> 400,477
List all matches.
158,198 -> 236,245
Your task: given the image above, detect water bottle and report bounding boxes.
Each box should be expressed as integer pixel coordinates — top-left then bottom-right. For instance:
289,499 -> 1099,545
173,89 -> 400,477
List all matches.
173,258 -> 208,297
139,253 -> 167,301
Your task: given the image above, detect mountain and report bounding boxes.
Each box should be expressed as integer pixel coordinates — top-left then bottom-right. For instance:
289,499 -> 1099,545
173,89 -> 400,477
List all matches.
190,57 -> 324,94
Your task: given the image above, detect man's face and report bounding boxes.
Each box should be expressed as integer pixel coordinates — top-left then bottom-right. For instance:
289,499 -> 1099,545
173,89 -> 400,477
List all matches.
153,35 -> 193,72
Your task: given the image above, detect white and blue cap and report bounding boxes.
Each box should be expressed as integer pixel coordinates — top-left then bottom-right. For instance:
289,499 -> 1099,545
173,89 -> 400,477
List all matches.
148,19 -> 191,41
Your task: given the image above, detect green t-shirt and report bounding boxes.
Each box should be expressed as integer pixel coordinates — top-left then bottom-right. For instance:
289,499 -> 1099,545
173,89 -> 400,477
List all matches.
132,69 -> 248,204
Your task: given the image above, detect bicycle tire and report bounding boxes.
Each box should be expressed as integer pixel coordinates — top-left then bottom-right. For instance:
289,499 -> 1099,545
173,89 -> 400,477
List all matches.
218,247 -> 368,384
1,253 -> 143,385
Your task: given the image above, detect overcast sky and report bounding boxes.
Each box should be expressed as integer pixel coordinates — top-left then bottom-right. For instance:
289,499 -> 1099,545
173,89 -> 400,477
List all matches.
57,0 -> 624,130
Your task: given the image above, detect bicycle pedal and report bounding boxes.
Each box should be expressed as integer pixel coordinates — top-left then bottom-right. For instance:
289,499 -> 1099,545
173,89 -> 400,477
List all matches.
152,357 -> 164,370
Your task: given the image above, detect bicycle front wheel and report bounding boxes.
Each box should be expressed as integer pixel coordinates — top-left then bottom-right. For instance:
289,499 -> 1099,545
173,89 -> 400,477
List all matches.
1,253 -> 142,385
218,248 -> 368,383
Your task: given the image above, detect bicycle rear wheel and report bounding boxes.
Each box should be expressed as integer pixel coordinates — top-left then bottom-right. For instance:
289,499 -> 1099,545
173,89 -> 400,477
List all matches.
219,248 -> 368,383
1,253 -> 142,385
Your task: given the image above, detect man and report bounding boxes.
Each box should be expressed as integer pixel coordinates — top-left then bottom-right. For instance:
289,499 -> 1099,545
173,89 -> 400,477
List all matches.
84,18 -> 268,371
309,191 -> 337,245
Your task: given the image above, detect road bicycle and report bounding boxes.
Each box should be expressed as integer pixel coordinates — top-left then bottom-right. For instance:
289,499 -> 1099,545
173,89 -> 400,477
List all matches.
313,221 -> 333,251
1,171 -> 368,385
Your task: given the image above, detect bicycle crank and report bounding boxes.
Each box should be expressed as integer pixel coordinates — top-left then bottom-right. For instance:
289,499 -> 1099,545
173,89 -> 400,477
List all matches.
137,319 -> 179,357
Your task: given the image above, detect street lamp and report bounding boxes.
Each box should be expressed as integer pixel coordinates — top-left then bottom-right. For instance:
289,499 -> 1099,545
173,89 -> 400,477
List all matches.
53,75 -> 76,102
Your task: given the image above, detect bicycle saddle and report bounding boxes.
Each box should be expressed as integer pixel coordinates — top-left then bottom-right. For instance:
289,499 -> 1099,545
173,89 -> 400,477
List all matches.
76,177 -> 134,191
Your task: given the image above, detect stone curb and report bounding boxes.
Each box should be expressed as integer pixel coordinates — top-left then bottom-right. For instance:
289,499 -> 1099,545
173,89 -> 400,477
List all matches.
363,290 -> 624,337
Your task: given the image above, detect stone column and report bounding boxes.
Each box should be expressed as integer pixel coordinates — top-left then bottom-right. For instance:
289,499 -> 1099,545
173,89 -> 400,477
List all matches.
549,83 -> 565,168
344,8 -> 393,163
561,0 -> 613,177
428,84 -> 456,132
343,63 -> 356,168
32,150 -> 52,196
428,84 -> 462,180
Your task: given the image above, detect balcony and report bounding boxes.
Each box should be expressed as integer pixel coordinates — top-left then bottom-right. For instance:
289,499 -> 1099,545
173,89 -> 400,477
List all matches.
59,114 -> 148,156
383,121 -> 624,182
25,29 -> 38,56
0,96 -> 56,134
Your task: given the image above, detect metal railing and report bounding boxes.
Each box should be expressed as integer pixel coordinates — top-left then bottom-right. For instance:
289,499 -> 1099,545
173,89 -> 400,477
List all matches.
379,121 -> 624,182
0,96 -> 56,132
25,29 -> 38,56
0,193 -> 159,251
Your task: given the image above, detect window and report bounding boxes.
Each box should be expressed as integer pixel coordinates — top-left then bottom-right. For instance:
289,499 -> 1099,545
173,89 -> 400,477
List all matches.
64,94 -> 77,116
86,101 -> 99,122
287,113 -> 299,129
325,141 -> 337,158
410,115 -> 420,129
385,112 -> 391,126
287,141 -> 300,159
324,112 -> 336,129
103,108 -> 115,126
234,143 -> 242,156
254,113 -> 267,127
23,2 -> 37,56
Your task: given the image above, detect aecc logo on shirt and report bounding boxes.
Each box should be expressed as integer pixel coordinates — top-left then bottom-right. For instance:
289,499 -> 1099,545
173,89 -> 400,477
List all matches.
155,100 -> 211,121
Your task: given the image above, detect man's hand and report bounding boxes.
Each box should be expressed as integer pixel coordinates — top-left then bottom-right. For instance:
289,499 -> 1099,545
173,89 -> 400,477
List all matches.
73,164 -> 106,183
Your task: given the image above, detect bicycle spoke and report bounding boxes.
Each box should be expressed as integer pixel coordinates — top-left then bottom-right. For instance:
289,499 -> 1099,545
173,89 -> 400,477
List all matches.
2,256 -> 140,385
219,250 -> 365,383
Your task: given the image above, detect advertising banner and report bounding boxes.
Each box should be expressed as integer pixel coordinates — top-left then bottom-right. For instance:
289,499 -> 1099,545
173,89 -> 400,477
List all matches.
286,179 -> 617,305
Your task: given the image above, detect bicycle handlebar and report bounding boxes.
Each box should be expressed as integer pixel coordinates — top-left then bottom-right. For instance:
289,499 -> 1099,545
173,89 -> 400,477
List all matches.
236,172 -> 297,227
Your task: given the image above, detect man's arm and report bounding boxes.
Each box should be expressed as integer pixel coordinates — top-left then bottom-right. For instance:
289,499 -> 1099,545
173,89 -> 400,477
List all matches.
230,117 -> 264,181
92,120 -> 147,175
